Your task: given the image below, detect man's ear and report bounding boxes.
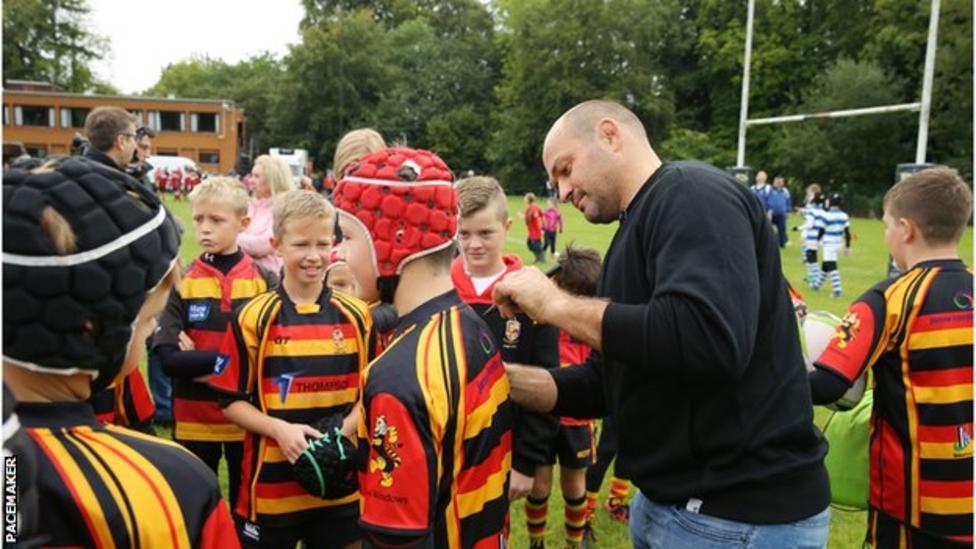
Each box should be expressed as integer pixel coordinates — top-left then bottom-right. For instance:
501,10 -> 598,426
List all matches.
596,118 -> 621,151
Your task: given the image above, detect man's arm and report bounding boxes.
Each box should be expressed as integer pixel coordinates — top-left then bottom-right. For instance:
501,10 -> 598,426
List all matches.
506,348 -> 607,418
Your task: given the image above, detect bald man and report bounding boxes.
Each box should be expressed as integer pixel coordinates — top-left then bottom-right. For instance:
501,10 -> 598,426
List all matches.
494,100 -> 831,548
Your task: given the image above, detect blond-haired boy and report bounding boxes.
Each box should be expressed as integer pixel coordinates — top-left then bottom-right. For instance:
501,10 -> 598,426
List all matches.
810,167 -> 973,546
154,176 -> 278,512
210,190 -> 374,548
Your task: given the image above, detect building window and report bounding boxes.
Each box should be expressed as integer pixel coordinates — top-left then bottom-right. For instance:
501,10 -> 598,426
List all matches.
199,151 -> 220,164
17,105 -> 54,127
158,111 -> 184,132
155,148 -> 178,157
191,112 -> 218,133
24,145 -> 47,158
60,107 -> 91,128
3,105 -> 8,126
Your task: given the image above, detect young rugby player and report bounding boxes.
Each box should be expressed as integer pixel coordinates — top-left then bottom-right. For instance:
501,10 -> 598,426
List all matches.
332,148 -> 514,548
3,156 -> 238,548
809,167 -> 973,547
811,192 -> 851,297
533,244 -> 603,549
451,176 -> 560,546
210,190 -> 374,548
153,177 -> 278,511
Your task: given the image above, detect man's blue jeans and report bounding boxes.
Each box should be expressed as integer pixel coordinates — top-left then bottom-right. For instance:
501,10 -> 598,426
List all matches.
629,490 -> 830,549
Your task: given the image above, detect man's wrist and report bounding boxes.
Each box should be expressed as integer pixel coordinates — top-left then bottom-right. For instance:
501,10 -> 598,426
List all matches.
546,290 -> 574,325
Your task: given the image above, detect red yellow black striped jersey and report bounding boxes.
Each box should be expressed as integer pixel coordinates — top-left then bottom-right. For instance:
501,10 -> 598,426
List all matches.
89,368 -> 155,431
815,259 -> 973,545
558,329 -> 594,427
210,286 -> 374,526
156,252 -> 274,442
19,401 -> 238,549
357,290 -> 513,548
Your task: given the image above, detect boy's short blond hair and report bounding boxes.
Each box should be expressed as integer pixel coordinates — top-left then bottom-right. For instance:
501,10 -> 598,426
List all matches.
272,190 -> 336,239
188,176 -> 250,216
884,167 -> 972,245
456,176 -> 508,221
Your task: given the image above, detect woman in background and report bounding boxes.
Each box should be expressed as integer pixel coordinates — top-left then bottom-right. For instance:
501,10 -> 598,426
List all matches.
238,154 -> 293,274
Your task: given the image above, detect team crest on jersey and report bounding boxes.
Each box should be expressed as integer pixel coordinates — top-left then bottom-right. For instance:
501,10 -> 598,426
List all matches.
369,415 -> 402,488
954,425 -> 972,456
187,302 -> 211,322
832,312 -> 861,349
503,318 -> 521,347
213,354 -> 230,375
333,328 -> 346,352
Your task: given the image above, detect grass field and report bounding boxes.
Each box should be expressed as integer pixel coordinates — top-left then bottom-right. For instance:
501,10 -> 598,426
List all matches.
157,193 -> 972,548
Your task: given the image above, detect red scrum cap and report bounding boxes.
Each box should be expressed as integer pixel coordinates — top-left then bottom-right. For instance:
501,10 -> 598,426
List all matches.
333,147 -> 457,302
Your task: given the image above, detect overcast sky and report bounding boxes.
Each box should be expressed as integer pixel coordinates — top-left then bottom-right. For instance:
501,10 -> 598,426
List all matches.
87,0 -> 304,94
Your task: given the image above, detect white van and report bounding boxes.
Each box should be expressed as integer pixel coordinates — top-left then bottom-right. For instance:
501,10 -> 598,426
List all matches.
147,155 -> 198,181
269,148 -> 309,187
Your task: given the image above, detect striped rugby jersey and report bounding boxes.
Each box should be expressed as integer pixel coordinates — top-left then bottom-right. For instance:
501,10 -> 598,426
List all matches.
156,252 -> 274,442
815,259 -> 973,545
210,286 -> 373,525
20,401 -> 238,548
799,204 -> 824,249
815,207 -> 849,249
89,368 -> 155,431
357,290 -> 513,548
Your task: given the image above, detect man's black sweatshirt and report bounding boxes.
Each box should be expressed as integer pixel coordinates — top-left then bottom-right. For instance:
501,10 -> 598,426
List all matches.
550,161 -> 830,524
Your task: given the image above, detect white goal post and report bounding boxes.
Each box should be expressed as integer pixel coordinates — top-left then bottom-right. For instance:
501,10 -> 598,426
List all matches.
735,0 -> 941,168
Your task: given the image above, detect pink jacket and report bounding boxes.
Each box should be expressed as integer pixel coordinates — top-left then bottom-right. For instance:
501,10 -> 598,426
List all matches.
237,197 -> 281,274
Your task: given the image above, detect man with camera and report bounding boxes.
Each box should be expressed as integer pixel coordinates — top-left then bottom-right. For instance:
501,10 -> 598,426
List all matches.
82,106 -> 139,172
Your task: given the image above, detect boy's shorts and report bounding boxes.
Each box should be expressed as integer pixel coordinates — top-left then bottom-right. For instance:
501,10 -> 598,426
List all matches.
236,511 -> 361,549
545,424 -> 595,469
822,245 -> 841,262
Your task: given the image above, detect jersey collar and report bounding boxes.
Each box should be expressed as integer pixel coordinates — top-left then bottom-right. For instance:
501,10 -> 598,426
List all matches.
16,401 -> 100,429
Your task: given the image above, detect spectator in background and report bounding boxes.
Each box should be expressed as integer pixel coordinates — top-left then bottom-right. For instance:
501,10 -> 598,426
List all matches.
750,169 -> 771,206
83,106 -> 138,171
127,126 -> 156,190
238,154 -> 292,275
768,175 -> 792,248
543,197 -> 564,260
524,192 -> 546,263
333,128 -> 386,178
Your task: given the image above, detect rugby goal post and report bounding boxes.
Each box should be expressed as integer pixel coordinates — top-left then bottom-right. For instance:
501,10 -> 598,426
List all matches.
733,0 -> 941,173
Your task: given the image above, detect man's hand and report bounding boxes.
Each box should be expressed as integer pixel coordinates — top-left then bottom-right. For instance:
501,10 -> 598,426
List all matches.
505,363 -> 558,412
509,469 -> 534,501
273,420 -> 323,464
492,267 -> 567,324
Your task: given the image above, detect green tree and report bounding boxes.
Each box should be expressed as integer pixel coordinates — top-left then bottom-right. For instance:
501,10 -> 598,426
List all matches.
491,0 -> 675,191
273,9 -> 393,168
3,0 -> 111,92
